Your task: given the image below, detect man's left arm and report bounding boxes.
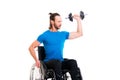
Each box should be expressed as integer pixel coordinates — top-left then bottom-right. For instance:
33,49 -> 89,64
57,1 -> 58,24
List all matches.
68,14 -> 83,39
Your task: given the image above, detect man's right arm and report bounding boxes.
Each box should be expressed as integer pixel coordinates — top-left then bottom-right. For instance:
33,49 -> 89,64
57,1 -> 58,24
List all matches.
29,40 -> 40,67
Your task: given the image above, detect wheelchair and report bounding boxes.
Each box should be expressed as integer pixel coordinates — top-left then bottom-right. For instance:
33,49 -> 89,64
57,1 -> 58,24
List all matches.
30,46 -> 82,80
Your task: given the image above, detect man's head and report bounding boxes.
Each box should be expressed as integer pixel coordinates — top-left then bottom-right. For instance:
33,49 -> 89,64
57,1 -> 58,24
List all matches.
49,13 -> 62,30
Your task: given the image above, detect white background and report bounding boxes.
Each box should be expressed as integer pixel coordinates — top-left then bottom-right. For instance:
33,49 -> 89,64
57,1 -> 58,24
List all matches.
0,0 -> 120,80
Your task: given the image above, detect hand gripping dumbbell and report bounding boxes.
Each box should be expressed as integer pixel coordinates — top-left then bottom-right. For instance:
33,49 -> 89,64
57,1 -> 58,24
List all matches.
66,11 -> 86,22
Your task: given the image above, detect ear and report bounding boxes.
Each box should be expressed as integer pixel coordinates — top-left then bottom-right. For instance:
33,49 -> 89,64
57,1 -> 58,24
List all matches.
50,20 -> 54,25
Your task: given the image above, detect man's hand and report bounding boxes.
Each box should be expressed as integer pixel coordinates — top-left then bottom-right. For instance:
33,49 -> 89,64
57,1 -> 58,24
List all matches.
36,60 -> 40,68
73,14 -> 81,21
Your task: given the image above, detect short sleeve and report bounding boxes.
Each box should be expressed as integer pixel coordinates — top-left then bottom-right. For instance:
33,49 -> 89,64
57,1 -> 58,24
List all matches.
37,34 -> 44,43
62,31 -> 69,39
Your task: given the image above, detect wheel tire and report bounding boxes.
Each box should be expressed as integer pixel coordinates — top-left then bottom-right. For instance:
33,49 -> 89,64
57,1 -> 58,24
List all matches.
29,63 -> 46,80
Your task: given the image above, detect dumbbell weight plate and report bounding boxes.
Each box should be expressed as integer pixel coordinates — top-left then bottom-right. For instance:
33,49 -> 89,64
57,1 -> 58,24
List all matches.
80,11 -> 85,20
68,13 -> 73,22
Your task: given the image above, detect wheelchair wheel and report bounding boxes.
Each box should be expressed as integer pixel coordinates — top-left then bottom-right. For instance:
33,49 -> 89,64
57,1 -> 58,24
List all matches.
63,72 -> 72,80
29,63 -> 46,80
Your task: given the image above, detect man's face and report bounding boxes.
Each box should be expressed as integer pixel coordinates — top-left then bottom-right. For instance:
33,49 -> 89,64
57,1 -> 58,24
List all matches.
53,16 -> 62,30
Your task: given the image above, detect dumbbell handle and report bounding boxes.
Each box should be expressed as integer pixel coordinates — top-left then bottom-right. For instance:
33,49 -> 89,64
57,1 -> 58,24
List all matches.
66,11 -> 87,21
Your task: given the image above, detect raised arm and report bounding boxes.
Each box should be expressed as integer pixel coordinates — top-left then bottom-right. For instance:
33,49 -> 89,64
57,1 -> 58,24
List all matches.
68,14 -> 83,39
29,40 -> 40,67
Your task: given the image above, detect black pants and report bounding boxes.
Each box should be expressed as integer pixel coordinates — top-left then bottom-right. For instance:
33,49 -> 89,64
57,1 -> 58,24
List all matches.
44,59 -> 82,80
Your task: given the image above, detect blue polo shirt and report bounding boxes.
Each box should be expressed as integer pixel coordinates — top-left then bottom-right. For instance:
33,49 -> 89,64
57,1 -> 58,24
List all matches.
37,30 -> 69,62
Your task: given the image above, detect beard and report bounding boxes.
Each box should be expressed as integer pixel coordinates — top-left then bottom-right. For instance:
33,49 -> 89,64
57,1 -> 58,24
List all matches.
54,24 -> 61,30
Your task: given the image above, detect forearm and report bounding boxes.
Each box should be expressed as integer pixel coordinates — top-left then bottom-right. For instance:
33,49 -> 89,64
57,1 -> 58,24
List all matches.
76,18 -> 83,36
29,46 -> 38,62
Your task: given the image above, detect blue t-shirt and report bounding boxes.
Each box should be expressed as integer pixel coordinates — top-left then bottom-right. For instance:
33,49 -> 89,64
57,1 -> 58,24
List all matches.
37,30 -> 69,62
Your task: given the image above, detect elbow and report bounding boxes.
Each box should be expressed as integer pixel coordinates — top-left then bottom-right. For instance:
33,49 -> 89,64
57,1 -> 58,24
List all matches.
28,45 -> 35,55
78,32 -> 83,37
29,44 -> 36,52
28,45 -> 33,52
81,33 -> 83,36
28,46 -> 31,52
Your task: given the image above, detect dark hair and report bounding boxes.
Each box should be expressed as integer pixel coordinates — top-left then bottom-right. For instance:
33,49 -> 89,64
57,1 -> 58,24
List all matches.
49,12 -> 60,29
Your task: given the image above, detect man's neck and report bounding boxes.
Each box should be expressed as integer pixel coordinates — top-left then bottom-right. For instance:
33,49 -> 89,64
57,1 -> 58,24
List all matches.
50,27 -> 58,32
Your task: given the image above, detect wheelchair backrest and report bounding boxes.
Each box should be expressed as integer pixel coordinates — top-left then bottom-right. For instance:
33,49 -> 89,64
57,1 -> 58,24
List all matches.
38,46 -> 46,61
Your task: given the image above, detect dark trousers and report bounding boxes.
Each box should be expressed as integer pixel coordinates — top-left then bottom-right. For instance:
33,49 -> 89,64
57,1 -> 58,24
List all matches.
44,59 -> 82,80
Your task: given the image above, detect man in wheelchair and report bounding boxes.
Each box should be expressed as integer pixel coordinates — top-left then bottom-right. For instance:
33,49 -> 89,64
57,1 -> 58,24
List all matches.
29,12 -> 83,80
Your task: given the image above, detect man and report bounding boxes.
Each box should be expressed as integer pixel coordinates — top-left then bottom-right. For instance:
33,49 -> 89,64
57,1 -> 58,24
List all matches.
29,12 -> 83,80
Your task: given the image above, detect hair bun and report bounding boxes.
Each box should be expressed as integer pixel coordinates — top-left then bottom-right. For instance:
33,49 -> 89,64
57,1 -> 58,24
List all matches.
49,13 -> 52,15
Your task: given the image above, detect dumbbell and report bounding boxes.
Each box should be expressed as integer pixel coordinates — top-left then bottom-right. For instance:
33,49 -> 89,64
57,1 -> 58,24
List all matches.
66,11 -> 86,22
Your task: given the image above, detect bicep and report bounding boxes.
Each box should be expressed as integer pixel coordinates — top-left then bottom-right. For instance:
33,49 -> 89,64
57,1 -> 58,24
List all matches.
68,32 -> 81,39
